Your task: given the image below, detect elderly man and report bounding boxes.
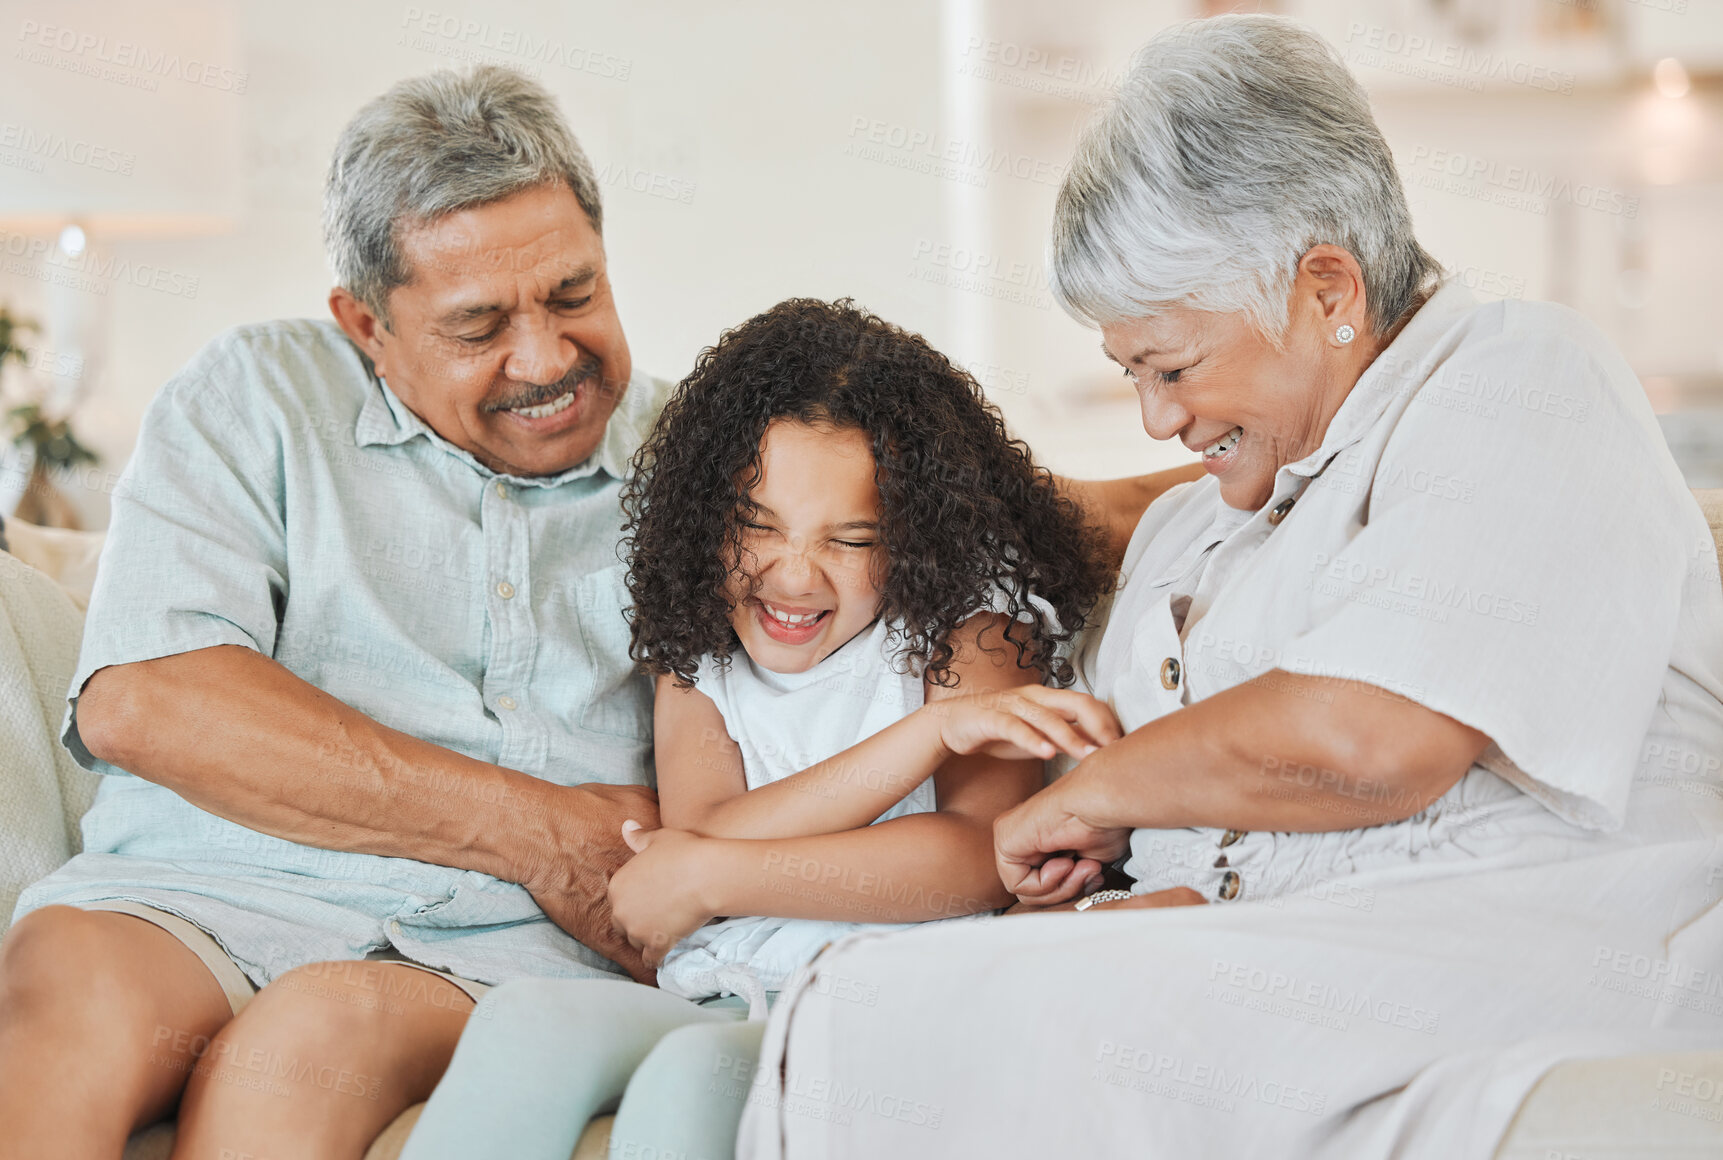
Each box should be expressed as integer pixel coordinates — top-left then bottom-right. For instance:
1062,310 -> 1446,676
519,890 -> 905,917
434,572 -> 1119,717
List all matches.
0,65 -> 671,1157
0,66 -> 1192,1157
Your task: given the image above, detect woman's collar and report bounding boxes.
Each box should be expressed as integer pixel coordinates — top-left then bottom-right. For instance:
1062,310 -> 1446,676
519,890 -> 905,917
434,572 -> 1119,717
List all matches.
1281,278 -> 1480,480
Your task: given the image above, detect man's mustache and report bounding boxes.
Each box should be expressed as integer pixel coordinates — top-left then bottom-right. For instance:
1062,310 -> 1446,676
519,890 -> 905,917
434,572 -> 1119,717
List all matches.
483,356 -> 606,412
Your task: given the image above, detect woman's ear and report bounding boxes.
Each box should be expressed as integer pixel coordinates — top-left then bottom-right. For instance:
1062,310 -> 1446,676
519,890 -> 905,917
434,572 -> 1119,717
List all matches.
1293,244 -> 1368,337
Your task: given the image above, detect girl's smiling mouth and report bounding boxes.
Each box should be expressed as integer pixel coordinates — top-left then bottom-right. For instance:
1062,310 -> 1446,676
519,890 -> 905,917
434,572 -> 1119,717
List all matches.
753,599 -> 833,645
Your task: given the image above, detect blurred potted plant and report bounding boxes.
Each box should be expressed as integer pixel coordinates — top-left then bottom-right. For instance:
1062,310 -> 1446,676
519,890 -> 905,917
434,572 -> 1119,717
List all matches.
0,304 -> 97,529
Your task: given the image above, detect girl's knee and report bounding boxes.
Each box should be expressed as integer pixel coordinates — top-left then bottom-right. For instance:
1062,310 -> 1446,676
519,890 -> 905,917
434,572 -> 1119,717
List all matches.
636,1020 -> 766,1092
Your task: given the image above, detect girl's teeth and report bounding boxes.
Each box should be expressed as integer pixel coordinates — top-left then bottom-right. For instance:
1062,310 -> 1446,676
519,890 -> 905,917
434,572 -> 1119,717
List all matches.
764,602 -> 824,627
511,390 -> 577,420
1203,426 -> 1243,458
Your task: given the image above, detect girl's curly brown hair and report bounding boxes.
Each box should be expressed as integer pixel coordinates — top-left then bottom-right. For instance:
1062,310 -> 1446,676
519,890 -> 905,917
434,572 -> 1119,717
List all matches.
621,298 -> 1113,689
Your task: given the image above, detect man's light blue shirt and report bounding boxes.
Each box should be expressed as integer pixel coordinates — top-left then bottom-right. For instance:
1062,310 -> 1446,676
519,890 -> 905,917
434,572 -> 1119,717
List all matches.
16,319 -> 671,986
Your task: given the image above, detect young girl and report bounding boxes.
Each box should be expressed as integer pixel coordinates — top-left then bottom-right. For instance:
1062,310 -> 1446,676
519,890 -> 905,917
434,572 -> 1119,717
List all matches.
608,296 -> 1119,1002
401,299 -> 1116,1160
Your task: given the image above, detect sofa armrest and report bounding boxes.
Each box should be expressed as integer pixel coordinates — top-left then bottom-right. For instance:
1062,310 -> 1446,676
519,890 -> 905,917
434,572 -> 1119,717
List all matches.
1,518 -> 105,611
1494,1051 -> 1723,1157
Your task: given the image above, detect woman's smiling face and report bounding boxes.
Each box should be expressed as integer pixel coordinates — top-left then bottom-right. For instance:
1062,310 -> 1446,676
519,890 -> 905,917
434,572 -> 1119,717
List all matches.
724,418 -> 887,674
1099,249 -> 1379,512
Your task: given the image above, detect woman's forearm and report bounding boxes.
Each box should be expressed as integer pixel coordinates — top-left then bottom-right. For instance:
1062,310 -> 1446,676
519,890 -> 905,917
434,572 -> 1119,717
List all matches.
1064,670 -> 1487,833
697,812 -> 1012,922
685,709 -> 950,841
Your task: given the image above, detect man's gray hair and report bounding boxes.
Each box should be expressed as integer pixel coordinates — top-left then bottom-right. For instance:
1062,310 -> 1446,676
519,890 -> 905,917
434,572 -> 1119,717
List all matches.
323,65 -> 603,325
1050,14 -> 1439,338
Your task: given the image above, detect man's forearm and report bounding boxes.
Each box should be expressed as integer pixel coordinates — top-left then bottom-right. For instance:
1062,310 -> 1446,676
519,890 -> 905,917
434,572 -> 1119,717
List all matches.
77,643 -> 572,885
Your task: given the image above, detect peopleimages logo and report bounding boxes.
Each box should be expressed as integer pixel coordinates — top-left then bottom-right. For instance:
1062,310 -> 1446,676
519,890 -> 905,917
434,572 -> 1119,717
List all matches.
15,20 -> 248,93
847,117 -> 1067,187
1406,146 -> 1639,220
0,123 -> 135,175
398,8 -> 632,80
1342,23 -> 1575,94
1208,958 -> 1440,1034
0,230 -> 200,299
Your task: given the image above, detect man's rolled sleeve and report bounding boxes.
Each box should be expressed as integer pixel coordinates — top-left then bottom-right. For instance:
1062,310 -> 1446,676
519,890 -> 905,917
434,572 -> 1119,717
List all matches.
63,339 -> 288,773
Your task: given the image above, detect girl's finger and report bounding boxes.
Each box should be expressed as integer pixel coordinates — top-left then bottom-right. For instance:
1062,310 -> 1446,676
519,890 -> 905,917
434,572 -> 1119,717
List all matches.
1012,857 -> 1081,906
990,699 -> 1094,760
1072,857 -> 1106,893
989,714 -> 1057,760
1033,860 -> 1095,906
1005,694 -> 1110,757
1016,686 -> 1125,746
1026,712 -> 1101,760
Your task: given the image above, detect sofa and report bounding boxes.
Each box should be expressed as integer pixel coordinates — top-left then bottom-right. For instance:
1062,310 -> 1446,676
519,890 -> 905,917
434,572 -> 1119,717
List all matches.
4,497 -> 1723,1159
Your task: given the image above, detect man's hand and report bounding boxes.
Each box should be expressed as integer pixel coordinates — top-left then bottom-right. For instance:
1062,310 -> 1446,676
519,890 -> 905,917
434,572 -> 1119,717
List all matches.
607,823 -> 721,970
520,783 -> 661,984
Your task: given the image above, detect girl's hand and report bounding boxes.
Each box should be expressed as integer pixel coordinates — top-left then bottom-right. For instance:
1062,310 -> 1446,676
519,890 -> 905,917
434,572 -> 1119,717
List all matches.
924,685 -> 1123,763
607,821 -> 720,970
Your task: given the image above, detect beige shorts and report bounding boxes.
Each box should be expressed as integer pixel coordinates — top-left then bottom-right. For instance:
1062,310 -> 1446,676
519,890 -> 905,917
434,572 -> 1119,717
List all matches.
80,899 -> 490,1017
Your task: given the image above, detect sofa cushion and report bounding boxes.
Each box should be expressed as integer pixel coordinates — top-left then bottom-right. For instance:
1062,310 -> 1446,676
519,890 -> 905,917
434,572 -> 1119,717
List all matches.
0,552 -> 99,925
1695,489 -> 1723,580
1494,1050 -> 1723,1158
0,518 -> 104,611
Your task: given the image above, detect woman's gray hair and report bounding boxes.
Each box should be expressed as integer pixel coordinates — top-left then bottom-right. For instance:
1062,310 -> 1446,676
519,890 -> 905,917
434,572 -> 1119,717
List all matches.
323,65 -> 603,325
1050,14 -> 1439,338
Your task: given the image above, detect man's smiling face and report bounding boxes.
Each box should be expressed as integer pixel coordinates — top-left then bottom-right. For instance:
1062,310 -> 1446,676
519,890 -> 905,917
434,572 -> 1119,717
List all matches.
331,181 -> 632,478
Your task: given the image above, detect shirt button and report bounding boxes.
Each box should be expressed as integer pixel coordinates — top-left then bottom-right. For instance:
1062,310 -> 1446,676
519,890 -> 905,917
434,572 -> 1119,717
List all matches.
1267,497 -> 1296,527
387,920 -> 403,937
1218,870 -> 1241,901
495,580 -> 515,600
1159,657 -> 1181,690
497,695 -> 518,711
1220,829 -> 1246,848
495,481 -> 508,500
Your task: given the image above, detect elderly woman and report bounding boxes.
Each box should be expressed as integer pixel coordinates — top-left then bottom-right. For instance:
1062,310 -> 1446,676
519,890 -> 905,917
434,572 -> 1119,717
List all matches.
738,15 -> 1723,1160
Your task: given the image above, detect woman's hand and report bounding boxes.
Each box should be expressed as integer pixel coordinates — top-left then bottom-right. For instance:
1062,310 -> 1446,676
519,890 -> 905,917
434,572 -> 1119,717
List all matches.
923,685 -> 1123,763
606,821 -> 721,970
993,768 -> 1135,907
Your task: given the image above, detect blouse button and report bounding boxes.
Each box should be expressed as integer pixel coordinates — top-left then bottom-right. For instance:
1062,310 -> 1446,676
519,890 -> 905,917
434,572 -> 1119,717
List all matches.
495,580 -> 516,600
1218,870 -> 1241,901
1267,497 -> 1296,527
1159,657 -> 1181,690
1220,829 -> 1246,848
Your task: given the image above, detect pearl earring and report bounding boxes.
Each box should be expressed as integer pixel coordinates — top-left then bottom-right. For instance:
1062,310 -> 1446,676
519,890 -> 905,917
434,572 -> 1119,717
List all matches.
1334,324 -> 1356,345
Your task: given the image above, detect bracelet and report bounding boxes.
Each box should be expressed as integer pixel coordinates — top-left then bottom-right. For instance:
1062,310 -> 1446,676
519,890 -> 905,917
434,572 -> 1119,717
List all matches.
1074,889 -> 1135,911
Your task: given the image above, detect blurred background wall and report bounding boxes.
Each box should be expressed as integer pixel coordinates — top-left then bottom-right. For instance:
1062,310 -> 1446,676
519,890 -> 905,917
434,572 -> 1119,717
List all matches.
0,0 -> 1717,528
